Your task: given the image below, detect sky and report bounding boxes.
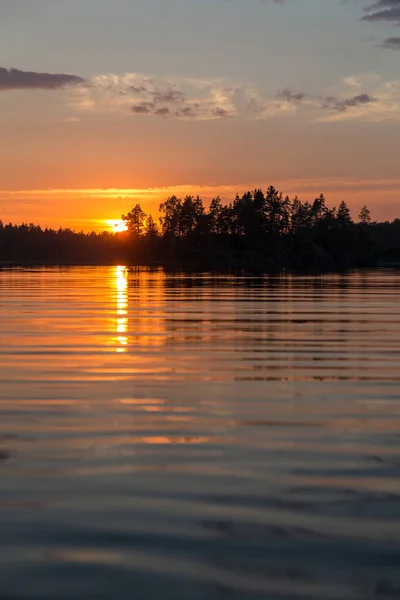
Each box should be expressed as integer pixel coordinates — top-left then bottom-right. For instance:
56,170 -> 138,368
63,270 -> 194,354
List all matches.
1,0 -> 400,231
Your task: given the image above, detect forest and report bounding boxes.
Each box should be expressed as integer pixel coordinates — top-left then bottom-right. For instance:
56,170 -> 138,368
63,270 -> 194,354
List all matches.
1,186 -> 400,270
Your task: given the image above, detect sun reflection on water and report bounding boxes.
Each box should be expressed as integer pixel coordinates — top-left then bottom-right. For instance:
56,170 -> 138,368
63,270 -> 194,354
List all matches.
115,266 -> 128,352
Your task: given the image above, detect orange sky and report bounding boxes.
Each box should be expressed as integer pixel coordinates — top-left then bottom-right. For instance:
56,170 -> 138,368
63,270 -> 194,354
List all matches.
2,179 -> 400,232
1,1 -> 400,231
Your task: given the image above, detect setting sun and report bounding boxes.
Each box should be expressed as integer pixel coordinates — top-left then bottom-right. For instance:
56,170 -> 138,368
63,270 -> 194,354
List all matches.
106,219 -> 128,233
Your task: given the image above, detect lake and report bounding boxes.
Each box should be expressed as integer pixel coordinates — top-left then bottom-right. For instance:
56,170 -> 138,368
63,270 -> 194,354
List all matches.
0,266 -> 400,600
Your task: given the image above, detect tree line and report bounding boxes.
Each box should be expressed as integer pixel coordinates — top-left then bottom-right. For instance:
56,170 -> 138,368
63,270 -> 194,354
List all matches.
123,187 -> 371,238
1,186 -> 400,269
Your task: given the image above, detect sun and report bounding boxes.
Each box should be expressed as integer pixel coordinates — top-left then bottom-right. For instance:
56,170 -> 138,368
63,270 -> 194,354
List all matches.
106,219 -> 128,233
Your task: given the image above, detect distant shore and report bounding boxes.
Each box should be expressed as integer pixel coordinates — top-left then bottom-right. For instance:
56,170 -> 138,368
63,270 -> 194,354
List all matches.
2,186 -> 400,273
1,257 -> 400,272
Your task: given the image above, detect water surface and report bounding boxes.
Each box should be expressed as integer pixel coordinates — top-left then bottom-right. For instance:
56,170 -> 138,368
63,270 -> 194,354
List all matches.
0,267 -> 400,599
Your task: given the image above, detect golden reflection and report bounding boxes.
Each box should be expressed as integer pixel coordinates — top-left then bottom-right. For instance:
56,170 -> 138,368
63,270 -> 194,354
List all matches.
109,266 -> 167,353
115,266 -> 128,352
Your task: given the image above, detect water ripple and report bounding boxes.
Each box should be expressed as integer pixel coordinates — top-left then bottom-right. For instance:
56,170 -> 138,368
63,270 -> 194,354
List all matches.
0,267 -> 400,599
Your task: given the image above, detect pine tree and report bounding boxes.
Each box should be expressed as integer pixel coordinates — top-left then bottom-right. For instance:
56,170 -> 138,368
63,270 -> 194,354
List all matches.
145,215 -> 159,238
358,205 -> 371,225
122,204 -> 147,238
336,201 -> 353,227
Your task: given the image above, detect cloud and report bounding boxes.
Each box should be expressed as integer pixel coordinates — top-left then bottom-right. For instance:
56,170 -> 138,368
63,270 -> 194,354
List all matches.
270,76 -> 400,122
7,62 -> 392,125
212,107 -> 230,117
131,103 -> 171,117
320,93 -> 377,112
242,85 -> 306,118
315,74 -> 400,122
277,89 -> 306,105
153,89 -> 186,103
72,72 -> 236,120
268,88 -> 378,117
380,35 -> 400,48
66,69 -> 400,123
177,106 -> 199,118
131,102 -> 156,115
362,1 -> 400,23
0,67 -> 85,91
360,1 -> 400,48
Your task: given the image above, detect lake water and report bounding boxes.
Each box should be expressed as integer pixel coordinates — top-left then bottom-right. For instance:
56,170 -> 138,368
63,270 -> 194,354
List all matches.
0,267 -> 400,600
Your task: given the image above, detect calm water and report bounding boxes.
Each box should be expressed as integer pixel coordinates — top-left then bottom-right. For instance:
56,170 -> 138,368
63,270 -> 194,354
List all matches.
0,267 -> 400,600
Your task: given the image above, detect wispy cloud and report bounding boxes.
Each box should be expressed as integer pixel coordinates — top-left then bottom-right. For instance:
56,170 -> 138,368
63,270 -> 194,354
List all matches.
70,73 -> 237,120
3,63 -> 400,124
317,74 -> 400,121
268,74 -> 400,122
47,69 -> 400,123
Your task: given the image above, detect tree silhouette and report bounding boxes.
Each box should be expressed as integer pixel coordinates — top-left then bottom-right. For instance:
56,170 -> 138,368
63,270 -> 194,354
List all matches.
359,205 -> 371,225
180,195 -> 205,236
208,196 -> 224,235
144,215 -> 159,238
159,196 -> 182,238
265,186 -> 290,238
122,204 -> 147,238
336,201 -> 353,227
3,184 -> 397,270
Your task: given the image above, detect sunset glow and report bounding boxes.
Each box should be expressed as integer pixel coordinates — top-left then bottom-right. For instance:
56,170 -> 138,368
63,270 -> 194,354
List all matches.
1,1 -> 400,227
107,220 -> 128,233
3,1 -> 400,596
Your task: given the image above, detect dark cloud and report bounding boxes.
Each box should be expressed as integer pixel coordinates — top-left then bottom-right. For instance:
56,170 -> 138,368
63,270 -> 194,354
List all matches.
128,81 -> 185,104
125,76 -> 232,119
132,99 -> 201,118
321,93 -> 377,112
0,67 -> 85,91
278,89 -> 306,105
132,101 -> 204,119
131,102 -> 156,115
129,81 -> 194,116
363,1 -> 400,22
154,107 -> 170,116
152,88 -> 185,103
212,107 -> 230,118
176,106 -> 199,118
380,35 -> 400,47
130,85 -> 148,94
361,1 -> 400,48
277,88 -> 378,114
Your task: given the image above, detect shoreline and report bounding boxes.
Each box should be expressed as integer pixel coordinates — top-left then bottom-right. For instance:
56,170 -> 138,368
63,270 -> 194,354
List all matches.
1,260 -> 400,272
